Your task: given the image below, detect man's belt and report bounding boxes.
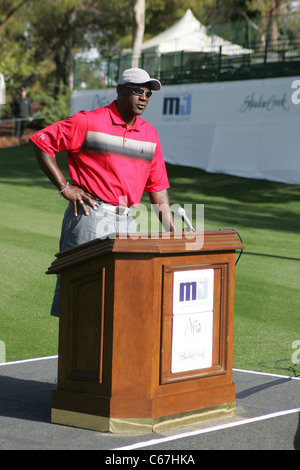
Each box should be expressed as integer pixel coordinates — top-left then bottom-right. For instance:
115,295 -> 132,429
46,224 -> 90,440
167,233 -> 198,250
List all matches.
92,198 -> 130,216
102,203 -> 130,216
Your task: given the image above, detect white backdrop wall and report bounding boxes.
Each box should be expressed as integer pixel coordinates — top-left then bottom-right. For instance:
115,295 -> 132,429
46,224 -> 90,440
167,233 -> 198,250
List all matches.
71,76 -> 300,185
0,73 -> 5,105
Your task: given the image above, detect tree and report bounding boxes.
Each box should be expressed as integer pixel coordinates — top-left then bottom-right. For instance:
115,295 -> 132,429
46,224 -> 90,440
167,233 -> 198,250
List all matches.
0,0 -> 28,32
0,0 -> 38,92
246,0 -> 291,49
131,0 -> 145,67
25,0 -> 134,93
1,0 -> 296,99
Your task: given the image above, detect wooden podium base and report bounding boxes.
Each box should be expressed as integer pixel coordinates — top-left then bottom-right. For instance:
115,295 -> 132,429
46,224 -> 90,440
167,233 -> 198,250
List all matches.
52,403 -> 235,434
47,232 -> 243,434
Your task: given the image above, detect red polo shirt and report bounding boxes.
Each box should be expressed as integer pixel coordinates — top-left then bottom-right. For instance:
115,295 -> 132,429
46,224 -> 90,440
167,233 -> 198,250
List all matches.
30,101 -> 169,207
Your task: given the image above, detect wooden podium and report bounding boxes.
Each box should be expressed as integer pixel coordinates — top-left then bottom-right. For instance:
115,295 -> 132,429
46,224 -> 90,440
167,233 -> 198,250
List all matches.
48,231 -> 244,433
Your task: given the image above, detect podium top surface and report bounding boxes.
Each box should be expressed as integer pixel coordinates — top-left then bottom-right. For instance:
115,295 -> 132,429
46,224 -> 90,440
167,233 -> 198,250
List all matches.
47,230 -> 244,274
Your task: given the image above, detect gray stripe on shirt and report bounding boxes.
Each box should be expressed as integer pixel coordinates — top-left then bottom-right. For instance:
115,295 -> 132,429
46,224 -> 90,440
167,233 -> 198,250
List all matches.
83,131 -> 156,162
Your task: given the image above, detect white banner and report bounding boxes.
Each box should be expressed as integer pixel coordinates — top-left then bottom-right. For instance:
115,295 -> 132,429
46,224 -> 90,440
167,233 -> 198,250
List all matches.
71,76 -> 300,184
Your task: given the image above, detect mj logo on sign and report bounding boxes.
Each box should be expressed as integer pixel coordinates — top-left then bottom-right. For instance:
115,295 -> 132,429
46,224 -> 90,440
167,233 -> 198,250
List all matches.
163,95 -> 191,116
179,280 -> 208,302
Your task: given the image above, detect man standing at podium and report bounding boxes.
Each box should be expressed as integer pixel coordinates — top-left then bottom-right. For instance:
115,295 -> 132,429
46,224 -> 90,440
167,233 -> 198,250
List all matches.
29,68 -> 176,316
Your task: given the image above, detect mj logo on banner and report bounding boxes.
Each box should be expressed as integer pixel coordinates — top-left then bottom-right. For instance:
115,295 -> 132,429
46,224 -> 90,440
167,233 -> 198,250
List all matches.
163,95 -> 192,116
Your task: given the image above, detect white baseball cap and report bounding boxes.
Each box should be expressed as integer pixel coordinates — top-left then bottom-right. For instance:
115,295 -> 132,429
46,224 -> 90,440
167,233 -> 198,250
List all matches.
118,68 -> 161,91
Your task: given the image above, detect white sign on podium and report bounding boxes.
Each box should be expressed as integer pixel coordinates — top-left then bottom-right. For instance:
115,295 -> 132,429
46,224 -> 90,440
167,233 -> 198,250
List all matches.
171,269 -> 214,373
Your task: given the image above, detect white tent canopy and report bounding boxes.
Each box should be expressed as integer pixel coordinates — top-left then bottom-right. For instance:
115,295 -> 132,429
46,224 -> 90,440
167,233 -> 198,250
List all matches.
141,9 -> 252,56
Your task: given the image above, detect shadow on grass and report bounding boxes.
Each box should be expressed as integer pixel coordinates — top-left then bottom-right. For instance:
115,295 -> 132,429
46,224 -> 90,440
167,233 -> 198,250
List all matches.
2,145 -> 300,234
166,163 -> 300,234
243,251 -> 300,262
166,163 -> 300,205
0,145 -> 69,186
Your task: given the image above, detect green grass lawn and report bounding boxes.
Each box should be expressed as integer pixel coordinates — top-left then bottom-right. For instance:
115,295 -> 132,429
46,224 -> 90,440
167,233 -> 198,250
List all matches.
1,144 -> 300,377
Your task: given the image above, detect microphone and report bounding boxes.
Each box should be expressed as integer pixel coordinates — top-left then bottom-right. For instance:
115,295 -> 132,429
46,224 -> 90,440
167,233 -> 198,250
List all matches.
176,207 -> 195,232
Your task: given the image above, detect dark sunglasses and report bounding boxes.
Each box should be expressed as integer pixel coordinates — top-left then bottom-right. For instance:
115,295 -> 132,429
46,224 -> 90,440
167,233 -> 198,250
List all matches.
126,85 -> 152,99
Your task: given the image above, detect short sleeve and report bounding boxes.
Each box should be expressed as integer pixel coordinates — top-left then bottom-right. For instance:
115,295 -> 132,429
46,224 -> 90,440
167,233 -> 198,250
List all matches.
29,111 -> 88,157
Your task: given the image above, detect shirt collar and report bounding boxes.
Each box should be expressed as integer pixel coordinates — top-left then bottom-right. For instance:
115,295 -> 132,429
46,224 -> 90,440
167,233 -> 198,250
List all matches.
109,100 -> 141,131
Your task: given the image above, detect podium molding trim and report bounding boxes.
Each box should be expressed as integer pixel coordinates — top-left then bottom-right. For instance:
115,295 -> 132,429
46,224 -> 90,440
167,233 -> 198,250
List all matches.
51,402 -> 235,434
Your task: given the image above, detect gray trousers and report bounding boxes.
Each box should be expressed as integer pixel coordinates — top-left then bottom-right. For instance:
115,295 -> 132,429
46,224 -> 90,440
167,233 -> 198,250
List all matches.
51,201 -> 137,316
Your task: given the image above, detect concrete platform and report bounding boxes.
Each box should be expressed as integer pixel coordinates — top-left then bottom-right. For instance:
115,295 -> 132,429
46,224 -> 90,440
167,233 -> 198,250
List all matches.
0,356 -> 299,450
